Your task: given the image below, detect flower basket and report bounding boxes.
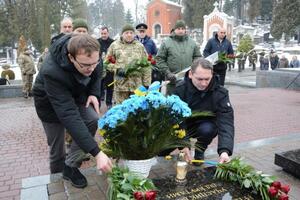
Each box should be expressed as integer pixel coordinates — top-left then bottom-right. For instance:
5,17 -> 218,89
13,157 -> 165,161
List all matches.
123,157 -> 156,178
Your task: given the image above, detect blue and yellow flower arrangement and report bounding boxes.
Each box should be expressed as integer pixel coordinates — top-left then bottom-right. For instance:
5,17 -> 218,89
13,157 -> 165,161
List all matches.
98,82 -> 192,160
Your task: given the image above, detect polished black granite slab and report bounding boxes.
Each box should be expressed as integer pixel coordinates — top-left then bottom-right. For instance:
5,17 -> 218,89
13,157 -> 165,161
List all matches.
275,149 -> 300,179
153,167 -> 261,200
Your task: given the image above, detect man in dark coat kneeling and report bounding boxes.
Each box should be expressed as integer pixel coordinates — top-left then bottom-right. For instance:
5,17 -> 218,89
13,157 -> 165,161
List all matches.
174,58 -> 234,164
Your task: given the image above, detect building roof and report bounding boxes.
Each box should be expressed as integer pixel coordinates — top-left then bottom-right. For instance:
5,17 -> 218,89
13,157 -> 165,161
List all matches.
148,0 -> 182,8
162,0 -> 182,7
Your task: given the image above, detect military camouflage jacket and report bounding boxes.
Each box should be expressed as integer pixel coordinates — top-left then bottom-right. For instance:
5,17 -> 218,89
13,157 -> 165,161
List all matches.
18,53 -> 36,75
106,38 -> 151,92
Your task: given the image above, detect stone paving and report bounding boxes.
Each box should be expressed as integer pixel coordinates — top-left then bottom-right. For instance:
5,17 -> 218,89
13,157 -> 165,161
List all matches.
0,68 -> 300,199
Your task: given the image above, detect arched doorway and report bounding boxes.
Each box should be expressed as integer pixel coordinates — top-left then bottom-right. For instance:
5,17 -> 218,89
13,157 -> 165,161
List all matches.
154,24 -> 161,39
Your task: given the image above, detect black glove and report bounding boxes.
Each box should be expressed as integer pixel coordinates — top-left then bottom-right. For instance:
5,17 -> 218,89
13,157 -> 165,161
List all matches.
116,68 -> 126,78
166,72 -> 177,83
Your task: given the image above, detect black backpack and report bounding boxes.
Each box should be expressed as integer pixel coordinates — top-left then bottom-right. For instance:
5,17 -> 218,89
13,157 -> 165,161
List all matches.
0,78 -> 10,85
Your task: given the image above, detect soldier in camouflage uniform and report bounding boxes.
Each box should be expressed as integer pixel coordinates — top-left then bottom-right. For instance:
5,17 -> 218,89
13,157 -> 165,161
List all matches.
18,48 -> 36,98
105,25 -> 151,104
248,50 -> 258,71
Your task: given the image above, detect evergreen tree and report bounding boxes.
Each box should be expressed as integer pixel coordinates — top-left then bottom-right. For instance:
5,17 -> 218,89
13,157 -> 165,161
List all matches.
69,0 -> 88,20
125,9 -> 134,25
248,0 -> 260,22
260,0 -> 273,21
223,0 -> 237,16
182,0 -> 214,29
237,34 -> 254,53
270,0 -> 300,40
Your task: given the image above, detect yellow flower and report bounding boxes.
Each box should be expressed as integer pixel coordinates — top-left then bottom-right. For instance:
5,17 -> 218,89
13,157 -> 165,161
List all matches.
134,88 -> 147,96
173,124 -> 179,129
165,155 -> 172,160
99,129 -> 106,137
175,129 -> 186,139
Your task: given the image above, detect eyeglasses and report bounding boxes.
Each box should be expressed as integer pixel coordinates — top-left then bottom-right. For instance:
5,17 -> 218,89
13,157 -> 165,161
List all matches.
138,30 -> 145,33
74,58 -> 100,69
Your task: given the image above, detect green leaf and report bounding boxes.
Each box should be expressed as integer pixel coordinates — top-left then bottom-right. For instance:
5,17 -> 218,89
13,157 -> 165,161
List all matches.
262,177 -> 274,184
243,179 -> 251,188
117,193 -> 131,200
121,183 -> 133,192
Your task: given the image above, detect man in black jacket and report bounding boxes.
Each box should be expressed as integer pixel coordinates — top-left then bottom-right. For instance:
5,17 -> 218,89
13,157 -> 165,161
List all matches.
174,58 -> 234,164
33,34 -> 112,188
98,27 -> 114,109
203,28 -> 234,86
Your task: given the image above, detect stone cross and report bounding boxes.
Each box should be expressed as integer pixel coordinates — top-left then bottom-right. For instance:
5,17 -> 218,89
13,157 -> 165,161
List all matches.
213,1 -> 219,11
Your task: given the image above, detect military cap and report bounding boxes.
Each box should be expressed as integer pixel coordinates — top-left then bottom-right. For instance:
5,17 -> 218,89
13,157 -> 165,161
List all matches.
136,23 -> 148,31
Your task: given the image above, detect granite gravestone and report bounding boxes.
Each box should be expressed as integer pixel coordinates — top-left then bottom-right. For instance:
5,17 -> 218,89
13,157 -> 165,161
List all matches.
275,149 -> 300,179
153,167 -> 261,200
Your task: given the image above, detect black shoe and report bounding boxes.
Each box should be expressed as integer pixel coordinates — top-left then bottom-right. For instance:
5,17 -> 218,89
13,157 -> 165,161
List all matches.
63,165 -> 87,188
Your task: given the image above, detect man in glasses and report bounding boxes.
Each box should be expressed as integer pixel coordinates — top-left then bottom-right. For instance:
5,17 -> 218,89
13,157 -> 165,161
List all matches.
203,28 -> 234,86
33,34 -> 112,188
174,58 -> 234,164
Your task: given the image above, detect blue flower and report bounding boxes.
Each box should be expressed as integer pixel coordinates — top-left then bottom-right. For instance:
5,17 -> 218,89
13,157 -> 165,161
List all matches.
98,83 -> 191,131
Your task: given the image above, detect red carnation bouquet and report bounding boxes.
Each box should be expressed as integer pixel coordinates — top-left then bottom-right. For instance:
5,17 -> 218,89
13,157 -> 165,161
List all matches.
215,157 -> 291,200
268,181 -> 290,200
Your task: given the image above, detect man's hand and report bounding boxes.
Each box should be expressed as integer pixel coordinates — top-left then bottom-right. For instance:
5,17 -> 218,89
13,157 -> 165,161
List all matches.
95,151 -> 113,173
219,152 -> 230,163
86,95 -> 100,114
166,73 -> 176,83
181,147 -> 192,162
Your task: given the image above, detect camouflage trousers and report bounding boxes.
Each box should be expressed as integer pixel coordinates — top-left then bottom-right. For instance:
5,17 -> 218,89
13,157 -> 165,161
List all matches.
22,74 -> 33,94
114,91 -> 134,104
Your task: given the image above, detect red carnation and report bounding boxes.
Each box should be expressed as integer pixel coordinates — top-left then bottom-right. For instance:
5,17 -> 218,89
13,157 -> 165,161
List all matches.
272,181 -> 282,189
268,186 -> 278,197
108,55 -> 116,64
133,191 -> 144,200
148,54 -> 153,61
145,190 -> 156,200
151,60 -> 156,65
279,193 -> 289,200
281,185 -> 290,194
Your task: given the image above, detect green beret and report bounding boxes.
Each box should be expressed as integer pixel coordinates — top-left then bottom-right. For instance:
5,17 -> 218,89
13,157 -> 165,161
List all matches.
122,24 -> 135,34
2,64 -> 11,70
174,20 -> 186,29
72,18 -> 88,31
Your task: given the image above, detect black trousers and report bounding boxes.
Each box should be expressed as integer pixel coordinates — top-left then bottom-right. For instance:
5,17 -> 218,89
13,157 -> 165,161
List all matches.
193,121 -> 217,158
100,71 -> 114,105
213,63 -> 227,86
